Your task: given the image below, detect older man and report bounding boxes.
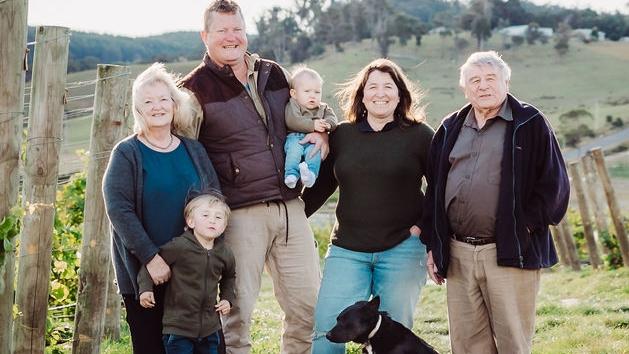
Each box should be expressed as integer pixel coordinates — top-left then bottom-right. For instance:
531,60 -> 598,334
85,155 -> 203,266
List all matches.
178,1 -> 324,353
421,51 -> 569,353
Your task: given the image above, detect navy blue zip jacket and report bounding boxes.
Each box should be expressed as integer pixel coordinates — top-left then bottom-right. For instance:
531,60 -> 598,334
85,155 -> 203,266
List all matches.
420,94 -> 570,278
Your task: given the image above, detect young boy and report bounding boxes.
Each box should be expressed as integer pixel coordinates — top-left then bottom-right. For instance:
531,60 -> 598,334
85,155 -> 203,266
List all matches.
284,67 -> 338,188
138,193 -> 235,354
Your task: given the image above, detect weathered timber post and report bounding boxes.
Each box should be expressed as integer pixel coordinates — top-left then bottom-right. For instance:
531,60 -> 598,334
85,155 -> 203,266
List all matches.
582,153 -> 611,255
591,148 -> 629,267
550,225 -> 569,267
103,262 -> 121,341
105,80 -> 134,340
568,162 -> 602,269
103,80 -> 132,341
13,26 -> 70,354
559,218 -> 581,271
72,65 -> 130,354
0,1 -> 28,352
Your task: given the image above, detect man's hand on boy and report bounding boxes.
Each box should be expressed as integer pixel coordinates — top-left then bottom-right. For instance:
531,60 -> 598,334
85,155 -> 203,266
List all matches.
300,132 -> 329,159
215,300 -> 231,315
139,291 -> 155,308
313,119 -> 330,133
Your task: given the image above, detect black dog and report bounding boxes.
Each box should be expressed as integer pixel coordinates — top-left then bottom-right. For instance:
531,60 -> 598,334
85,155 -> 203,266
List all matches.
326,296 -> 438,354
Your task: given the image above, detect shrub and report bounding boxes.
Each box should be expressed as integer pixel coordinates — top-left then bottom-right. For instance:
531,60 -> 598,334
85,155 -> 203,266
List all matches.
47,173 -> 86,348
600,230 -> 624,269
612,117 -> 624,128
313,224 -> 332,260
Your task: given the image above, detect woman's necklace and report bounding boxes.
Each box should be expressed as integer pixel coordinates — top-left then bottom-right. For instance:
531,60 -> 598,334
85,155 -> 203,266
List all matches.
144,133 -> 173,150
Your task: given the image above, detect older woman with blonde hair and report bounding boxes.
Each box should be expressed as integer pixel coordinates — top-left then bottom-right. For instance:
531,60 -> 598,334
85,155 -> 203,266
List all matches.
303,58 -> 434,353
103,63 -> 220,353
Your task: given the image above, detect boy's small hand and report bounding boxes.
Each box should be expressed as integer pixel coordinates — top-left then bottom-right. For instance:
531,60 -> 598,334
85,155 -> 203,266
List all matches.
215,300 -> 231,316
313,119 -> 330,133
139,291 -> 155,308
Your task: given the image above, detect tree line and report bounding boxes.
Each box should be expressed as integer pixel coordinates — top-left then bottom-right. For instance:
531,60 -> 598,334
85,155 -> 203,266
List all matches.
26,28 -> 205,74
27,0 -> 629,74
251,0 -> 629,63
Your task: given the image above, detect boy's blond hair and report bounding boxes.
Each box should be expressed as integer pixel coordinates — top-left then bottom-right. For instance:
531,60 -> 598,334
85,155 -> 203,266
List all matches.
290,66 -> 323,89
184,194 -> 231,230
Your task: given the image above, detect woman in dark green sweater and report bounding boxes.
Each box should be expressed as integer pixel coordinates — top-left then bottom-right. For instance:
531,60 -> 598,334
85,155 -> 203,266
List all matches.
303,58 -> 434,353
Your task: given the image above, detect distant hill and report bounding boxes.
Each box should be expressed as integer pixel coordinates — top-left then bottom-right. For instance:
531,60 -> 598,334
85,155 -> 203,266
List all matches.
25,0 -> 627,76
26,27 -> 205,73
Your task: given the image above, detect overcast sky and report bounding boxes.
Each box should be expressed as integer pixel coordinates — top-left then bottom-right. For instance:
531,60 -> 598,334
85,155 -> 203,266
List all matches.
27,0 -> 629,37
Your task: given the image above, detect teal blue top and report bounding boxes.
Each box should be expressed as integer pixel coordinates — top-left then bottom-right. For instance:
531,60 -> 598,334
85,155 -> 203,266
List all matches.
139,141 -> 200,247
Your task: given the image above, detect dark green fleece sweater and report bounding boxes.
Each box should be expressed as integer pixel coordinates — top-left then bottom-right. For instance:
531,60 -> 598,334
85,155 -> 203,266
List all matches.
303,120 -> 434,252
138,231 -> 236,338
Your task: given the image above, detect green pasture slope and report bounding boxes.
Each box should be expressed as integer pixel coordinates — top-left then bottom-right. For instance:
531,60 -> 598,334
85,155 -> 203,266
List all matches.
100,267 -> 629,354
61,34 -> 629,354
62,33 -> 629,150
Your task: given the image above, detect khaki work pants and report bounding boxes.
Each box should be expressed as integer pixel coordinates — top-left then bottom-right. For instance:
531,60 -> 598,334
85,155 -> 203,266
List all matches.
447,239 -> 540,354
222,198 -> 321,354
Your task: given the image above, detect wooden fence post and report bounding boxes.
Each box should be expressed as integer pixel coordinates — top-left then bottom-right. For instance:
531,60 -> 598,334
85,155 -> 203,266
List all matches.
103,81 -> 132,341
72,65 -> 130,354
0,1 -> 28,352
13,26 -> 70,354
103,263 -> 121,341
568,162 -> 602,269
590,148 -> 629,267
550,225 -> 569,267
559,218 -> 581,271
582,153 -> 611,255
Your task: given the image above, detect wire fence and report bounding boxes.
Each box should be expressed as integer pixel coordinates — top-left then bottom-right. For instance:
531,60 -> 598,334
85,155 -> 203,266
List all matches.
9,75 -> 131,185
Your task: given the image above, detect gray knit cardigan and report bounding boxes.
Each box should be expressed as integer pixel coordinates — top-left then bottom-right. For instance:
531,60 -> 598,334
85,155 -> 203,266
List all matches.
102,134 -> 220,296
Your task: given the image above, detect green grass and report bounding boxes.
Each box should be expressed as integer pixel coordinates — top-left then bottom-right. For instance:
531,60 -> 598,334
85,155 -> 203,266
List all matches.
99,262 -> 629,354
58,34 -> 629,175
61,33 -> 629,143
609,163 -> 629,179
59,35 -> 629,176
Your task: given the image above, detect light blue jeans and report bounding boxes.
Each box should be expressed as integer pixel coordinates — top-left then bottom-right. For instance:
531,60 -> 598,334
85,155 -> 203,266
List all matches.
284,132 -> 321,180
311,235 -> 427,354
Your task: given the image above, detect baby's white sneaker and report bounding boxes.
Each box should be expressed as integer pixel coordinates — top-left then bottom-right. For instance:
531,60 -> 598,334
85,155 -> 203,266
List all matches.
299,162 -> 316,188
284,174 -> 298,189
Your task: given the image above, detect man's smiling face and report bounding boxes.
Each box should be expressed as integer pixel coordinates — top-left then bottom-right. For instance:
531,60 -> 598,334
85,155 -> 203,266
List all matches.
202,11 -> 248,67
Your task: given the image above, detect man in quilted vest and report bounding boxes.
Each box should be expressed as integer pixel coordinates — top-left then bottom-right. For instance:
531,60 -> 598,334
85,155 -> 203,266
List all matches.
179,1 -> 327,353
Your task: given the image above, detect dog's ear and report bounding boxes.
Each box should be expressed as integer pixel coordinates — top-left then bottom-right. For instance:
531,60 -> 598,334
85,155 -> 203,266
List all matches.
368,296 -> 380,310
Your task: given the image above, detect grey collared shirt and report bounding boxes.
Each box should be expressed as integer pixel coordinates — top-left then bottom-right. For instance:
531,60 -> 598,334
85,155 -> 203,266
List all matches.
445,100 -> 512,238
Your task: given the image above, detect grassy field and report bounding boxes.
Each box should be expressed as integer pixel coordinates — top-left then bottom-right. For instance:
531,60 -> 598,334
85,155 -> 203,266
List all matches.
60,33 -> 629,143
98,266 -> 629,354
56,33 -> 629,175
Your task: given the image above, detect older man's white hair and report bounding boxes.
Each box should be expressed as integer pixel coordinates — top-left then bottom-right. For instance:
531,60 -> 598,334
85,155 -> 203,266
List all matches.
459,51 -> 511,88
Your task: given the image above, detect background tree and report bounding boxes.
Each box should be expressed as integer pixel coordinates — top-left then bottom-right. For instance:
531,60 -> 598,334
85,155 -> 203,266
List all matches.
462,0 -> 492,50
591,26 -> 600,41
511,35 -> 525,48
595,12 -> 628,41
490,0 -> 532,27
315,2 -> 353,52
433,4 -> 462,59
346,0 -> 372,43
497,18 -> 511,49
365,0 -> 394,57
390,13 -> 424,46
554,21 -> 572,57
293,0 -> 324,33
526,22 -> 542,44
